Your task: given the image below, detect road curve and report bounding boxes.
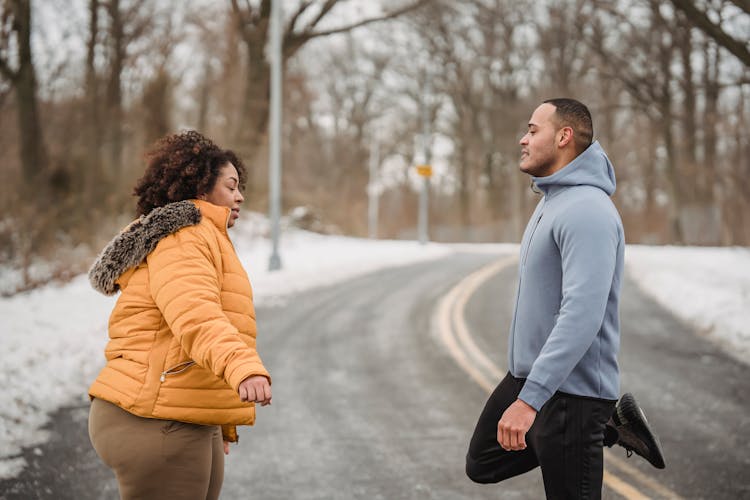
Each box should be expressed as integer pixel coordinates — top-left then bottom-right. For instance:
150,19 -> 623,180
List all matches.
462,257 -> 750,500
2,251 -> 748,499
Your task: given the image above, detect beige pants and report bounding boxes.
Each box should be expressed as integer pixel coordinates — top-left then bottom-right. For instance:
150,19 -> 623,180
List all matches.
88,398 -> 224,500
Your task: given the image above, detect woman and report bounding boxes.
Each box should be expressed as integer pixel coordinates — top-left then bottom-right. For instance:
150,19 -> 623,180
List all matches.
87,130 -> 272,499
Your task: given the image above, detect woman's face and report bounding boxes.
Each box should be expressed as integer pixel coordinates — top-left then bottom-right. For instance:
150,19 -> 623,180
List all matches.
203,163 -> 244,227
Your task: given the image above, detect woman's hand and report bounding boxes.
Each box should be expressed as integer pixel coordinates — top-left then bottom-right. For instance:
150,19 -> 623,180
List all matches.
238,375 -> 272,406
223,441 -> 230,455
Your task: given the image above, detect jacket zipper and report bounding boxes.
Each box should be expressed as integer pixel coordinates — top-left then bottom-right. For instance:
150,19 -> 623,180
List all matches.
160,361 -> 196,382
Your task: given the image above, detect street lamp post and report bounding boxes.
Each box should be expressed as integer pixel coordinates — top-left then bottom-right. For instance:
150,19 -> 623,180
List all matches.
268,0 -> 283,271
368,141 -> 380,239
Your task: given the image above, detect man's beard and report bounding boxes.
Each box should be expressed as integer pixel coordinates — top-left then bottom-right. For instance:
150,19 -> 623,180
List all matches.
521,143 -> 557,177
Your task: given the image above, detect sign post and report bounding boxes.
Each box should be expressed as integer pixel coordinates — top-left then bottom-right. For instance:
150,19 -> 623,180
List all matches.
417,75 -> 432,245
417,163 -> 431,245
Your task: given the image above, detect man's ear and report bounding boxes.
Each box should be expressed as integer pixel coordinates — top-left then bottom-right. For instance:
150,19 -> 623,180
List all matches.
558,126 -> 574,148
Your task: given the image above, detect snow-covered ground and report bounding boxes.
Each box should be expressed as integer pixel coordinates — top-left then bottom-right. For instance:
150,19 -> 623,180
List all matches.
1,215 -> 748,480
624,245 -> 750,363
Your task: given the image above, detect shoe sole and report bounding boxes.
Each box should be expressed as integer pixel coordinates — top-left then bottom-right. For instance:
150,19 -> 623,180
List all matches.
617,393 -> 666,469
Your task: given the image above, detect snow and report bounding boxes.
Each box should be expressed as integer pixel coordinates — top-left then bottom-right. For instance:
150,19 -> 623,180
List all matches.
625,244 -> 750,364
0,214 -> 748,480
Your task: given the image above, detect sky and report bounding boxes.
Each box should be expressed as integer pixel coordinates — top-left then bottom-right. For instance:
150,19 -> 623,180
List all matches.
0,213 -> 748,480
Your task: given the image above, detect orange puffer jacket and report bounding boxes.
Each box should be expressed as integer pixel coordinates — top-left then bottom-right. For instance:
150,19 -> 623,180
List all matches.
88,199 -> 270,442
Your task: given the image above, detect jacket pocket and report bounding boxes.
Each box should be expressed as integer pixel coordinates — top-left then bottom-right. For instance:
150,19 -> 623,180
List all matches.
159,360 -> 196,382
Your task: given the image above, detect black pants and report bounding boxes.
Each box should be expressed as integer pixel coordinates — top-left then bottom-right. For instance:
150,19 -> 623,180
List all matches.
466,372 -> 615,500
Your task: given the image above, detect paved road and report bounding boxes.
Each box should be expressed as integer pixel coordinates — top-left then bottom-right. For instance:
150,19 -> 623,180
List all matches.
2,252 -> 749,499
465,258 -> 750,499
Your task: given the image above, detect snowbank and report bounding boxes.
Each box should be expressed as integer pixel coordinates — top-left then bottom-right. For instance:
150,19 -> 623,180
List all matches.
625,244 -> 750,364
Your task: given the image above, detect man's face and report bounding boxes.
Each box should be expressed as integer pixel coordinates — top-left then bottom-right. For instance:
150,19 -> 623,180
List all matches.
519,103 -> 559,177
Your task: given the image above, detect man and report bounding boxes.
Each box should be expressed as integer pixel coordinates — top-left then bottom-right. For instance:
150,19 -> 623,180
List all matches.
465,98 -> 664,499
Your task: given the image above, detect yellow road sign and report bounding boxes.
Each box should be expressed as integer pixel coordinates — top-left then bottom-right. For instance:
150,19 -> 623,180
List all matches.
416,164 -> 432,177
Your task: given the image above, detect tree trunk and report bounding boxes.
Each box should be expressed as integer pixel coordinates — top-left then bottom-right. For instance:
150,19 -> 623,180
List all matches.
678,20 -> 705,210
678,21 -> 697,173
9,0 -> 48,184
458,140 -> 471,229
661,105 -> 684,244
645,119 -> 659,241
599,79 -> 616,150
15,57 -> 47,184
703,39 -> 720,201
653,2 -> 684,243
141,70 -> 171,145
84,0 -> 103,203
105,0 -> 124,184
235,43 -> 270,157
196,58 -> 211,133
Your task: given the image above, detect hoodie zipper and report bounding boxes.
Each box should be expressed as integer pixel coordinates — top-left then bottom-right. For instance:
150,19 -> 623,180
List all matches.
160,361 -> 196,382
521,200 -> 545,267
509,199 -> 545,371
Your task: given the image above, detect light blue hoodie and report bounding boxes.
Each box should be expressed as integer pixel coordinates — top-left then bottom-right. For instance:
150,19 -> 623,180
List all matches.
510,141 -> 625,411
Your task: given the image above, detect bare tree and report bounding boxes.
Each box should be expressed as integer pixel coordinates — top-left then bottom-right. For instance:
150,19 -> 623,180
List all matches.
579,0 -> 690,242
82,0 -> 104,204
227,0 -> 430,161
0,0 -> 48,184
140,68 -> 172,145
100,0 -> 158,184
278,32 -> 398,234
667,0 -> 750,66
537,0 -> 591,96
410,0 -> 532,238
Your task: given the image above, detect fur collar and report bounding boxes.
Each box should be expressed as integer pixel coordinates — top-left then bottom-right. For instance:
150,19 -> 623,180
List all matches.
89,200 -> 202,295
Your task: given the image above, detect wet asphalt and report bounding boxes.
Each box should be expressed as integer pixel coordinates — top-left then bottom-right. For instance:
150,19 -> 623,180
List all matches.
1,252 -> 748,499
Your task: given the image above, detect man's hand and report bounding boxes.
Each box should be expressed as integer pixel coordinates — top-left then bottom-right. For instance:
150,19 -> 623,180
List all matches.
497,399 -> 537,451
238,375 -> 272,406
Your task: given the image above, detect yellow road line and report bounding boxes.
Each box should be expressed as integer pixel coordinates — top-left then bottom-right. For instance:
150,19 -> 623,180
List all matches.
437,277 -> 494,392
603,470 -> 650,500
450,258 -> 510,382
435,257 -> 682,500
605,453 -> 683,500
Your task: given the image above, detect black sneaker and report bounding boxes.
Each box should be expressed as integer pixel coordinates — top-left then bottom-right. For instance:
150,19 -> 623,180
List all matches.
612,393 -> 666,469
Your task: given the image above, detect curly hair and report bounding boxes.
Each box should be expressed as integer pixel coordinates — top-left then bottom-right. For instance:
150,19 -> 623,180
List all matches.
133,130 -> 247,215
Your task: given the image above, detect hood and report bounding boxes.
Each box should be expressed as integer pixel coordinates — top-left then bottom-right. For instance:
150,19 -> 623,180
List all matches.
88,200 -> 201,295
533,141 -> 616,196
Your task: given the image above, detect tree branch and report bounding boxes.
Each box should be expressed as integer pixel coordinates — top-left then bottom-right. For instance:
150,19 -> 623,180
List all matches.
0,81 -> 10,107
730,0 -> 750,16
123,2 -> 154,45
294,0 -> 429,40
259,0 -> 270,22
230,0 -> 248,31
0,56 -> 16,81
305,0 -> 339,30
286,0 -> 314,34
0,2 -> 17,81
668,0 -> 750,66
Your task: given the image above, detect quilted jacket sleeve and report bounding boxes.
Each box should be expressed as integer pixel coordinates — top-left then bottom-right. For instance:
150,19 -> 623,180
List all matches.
147,226 -> 270,392
222,424 -> 239,443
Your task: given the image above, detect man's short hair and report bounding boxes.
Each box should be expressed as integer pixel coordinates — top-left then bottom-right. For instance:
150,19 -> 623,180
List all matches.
543,98 -> 593,154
